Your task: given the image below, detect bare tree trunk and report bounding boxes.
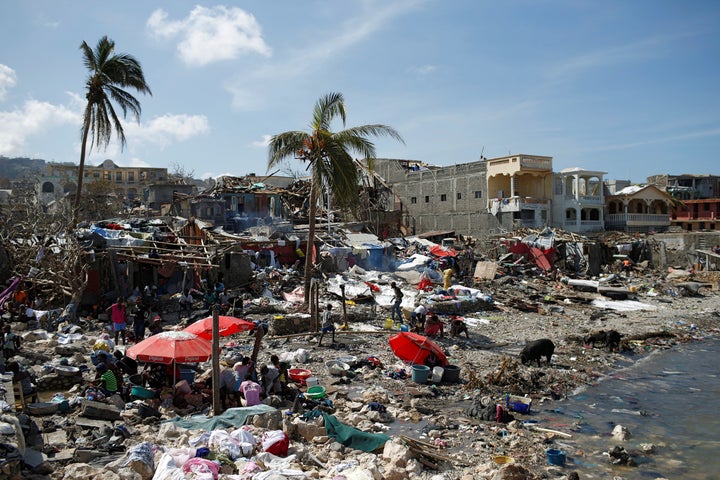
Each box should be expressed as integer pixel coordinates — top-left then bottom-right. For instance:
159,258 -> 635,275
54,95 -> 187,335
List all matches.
74,109 -> 92,213
303,180 -> 318,305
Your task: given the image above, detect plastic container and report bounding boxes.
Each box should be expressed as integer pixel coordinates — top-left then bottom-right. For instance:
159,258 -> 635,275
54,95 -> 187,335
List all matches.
131,385 -> 155,399
506,395 -> 532,413
288,368 -> 311,385
305,376 -> 319,387
442,364 -> 461,383
546,448 -> 566,466
411,365 -> 431,384
306,385 -> 326,399
179,369 -> 195,384
492,455 -> 515,465
400,324 -> 409,332
431,366 -> 444,383
384,318 -> 394,330
326,361 -> 350,376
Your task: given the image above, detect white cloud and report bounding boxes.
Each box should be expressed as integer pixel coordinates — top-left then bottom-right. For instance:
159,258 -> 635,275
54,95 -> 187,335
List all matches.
125,113 -> 211,148
251,134 -> 272,148
226,0 -> 427,110
0,64 -> 17,102
408,64 -> 437,75
0,99 -> 79,155
147,6 -> 271,67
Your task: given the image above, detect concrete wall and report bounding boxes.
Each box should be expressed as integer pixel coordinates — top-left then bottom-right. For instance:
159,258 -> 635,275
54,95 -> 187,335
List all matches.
373,158 -> 516,238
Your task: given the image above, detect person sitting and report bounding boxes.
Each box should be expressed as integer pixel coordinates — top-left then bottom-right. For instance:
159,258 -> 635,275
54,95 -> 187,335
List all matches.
114,350 -> 138,376
143,363 -> 167,389
219,363 -> 239,409
239,379 -> 262,406
233,357 -> 252,385
450,317 -> 470,338
94,363 -> 118,397
424,313 -> 444,338
6,361 -> 37,397
96,351 -> 124,391
260,364 -> 281,398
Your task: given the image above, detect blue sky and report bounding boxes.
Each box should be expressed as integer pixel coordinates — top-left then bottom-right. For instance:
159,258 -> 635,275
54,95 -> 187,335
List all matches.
1,1 -> 719,183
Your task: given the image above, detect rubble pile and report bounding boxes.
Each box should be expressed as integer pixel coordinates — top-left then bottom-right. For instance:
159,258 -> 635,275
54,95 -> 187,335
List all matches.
0,223 -> 718,480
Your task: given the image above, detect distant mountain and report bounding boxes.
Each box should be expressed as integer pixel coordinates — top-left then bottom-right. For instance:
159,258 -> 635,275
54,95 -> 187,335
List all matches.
0,156 -> 46,179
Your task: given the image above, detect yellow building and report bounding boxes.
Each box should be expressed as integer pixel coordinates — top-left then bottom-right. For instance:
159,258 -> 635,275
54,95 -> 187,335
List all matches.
39,159 -> 168,205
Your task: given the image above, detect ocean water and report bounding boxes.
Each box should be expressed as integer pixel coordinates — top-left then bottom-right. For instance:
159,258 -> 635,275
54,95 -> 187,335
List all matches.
537,336 -> 720,479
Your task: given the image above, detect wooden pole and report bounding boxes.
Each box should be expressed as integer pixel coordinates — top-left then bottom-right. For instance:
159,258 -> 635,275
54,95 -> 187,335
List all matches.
211,304 -> 221,415
340,284 -> 348,329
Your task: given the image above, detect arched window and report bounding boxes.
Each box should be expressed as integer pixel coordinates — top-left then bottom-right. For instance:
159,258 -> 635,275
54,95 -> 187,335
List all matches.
41,182 -> 55,193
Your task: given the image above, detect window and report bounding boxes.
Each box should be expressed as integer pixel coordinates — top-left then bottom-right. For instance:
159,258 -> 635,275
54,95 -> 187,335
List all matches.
424,196 -> 430,203
440,194 -> 447,202
411,197 -> 417,204
127,172 -> 135,183
457,192 -> 462,200
474,190 -> 482,199
93,172 -> 100,178
116,172 -> 123,182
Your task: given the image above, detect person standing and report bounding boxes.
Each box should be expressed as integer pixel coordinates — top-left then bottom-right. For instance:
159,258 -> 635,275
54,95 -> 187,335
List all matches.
179,289 -> 193,319
107,297 -> 128,346
318,304 -> 336,346
2,325 -> 21,360
390,282 -> 403,323
443,268 -> 453,290
133,301 -> 147,342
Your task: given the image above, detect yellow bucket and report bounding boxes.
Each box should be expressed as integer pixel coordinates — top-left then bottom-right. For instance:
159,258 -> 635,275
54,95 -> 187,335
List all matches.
384,318 -> 394,330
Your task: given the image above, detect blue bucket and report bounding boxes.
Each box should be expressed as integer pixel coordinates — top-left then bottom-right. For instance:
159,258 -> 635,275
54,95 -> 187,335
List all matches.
546,448 -> 566,466
411,365 -> 430,384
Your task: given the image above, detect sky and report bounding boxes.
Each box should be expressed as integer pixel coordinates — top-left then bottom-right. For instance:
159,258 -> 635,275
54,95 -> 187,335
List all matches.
1,1 -> 719,183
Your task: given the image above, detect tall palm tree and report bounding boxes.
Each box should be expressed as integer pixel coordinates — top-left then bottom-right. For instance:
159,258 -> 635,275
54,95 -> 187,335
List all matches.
75,36 -> 151,209
268,92 -> 404,304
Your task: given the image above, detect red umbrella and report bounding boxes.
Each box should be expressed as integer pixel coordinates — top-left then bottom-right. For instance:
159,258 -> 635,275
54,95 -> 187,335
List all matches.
126,331 -> 212,365
183,316 -> 255,340
388,332 -> 448,367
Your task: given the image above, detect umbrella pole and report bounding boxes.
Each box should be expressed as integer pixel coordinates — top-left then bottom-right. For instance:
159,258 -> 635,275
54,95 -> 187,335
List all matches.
211,304 -> 221,415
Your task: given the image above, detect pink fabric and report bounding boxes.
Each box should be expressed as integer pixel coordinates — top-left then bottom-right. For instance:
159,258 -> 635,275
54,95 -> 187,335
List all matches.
111,303 -> 126,324
240,380 -> 261,406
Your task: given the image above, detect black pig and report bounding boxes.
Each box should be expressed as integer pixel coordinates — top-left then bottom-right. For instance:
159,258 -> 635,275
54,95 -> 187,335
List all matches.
520,338 -> 555,366
584,330 -> 622,352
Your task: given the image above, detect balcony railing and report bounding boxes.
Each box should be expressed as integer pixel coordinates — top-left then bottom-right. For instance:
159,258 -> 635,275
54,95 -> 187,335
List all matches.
605,213 -> 670,226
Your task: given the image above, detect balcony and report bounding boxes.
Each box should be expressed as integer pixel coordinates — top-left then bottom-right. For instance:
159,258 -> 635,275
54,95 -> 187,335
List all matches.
490,196 -> 549,213
605,213 -> 670,227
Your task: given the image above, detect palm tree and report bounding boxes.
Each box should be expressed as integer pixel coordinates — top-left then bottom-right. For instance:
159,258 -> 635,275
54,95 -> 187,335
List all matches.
75,36 -> 151,209
268,92 -> 404,304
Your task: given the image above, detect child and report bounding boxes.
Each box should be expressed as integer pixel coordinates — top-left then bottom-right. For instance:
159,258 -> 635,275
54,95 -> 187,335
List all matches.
318,304 -> 336,346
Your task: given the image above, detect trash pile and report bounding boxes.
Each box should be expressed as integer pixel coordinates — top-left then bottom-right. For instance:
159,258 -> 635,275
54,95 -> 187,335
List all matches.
0,225 -> 718,480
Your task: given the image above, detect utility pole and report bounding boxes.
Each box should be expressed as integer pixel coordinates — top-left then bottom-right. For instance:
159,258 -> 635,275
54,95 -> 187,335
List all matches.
211,304 -> 221,414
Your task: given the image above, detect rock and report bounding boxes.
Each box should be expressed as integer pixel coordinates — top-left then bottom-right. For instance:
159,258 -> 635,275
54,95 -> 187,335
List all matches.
639,443 -> 655,453
80,399 -> 121,421
490,464 -> 537,480
62,463 -> 121,479
382,439 -> 412,467
612,424 -> 630,441
294,419 -> 326,442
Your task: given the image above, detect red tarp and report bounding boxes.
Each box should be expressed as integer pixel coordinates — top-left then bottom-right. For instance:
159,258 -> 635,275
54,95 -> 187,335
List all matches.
429,245 -> 457,258
388,332 -> 448,367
